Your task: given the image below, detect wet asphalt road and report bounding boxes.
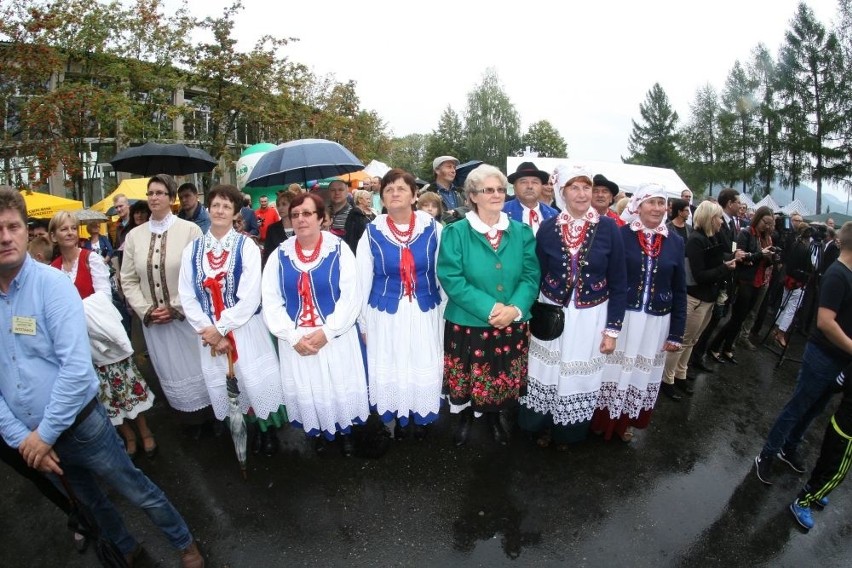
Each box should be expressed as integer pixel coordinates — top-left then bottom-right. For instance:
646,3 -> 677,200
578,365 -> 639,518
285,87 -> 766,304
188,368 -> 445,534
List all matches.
2,331 -> 851,567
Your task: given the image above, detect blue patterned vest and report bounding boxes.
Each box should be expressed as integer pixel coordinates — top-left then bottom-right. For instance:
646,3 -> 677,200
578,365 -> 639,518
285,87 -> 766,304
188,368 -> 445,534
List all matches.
190,234 -> 246,318
277,241 -> 342,325
366,219 -> 441,314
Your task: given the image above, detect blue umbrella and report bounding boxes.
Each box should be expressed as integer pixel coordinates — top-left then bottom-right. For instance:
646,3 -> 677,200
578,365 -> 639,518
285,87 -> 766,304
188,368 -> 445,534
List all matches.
245,139 -> 364,188
454,160 -> 484,188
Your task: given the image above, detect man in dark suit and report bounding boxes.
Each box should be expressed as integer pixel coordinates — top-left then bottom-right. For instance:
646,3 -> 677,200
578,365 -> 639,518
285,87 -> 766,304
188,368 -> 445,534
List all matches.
503,161 -> 558,235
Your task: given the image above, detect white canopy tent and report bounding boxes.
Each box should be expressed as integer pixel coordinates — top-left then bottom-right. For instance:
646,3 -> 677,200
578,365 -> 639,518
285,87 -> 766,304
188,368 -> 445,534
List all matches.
755,195 -> 781,212
781,199 -> 810,216
506,157 -> 688,199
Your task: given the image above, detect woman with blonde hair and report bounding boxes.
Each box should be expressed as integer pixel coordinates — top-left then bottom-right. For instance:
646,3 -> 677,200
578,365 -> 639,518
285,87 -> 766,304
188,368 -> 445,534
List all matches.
48,211 -> 156,458
661,201 -> 737,399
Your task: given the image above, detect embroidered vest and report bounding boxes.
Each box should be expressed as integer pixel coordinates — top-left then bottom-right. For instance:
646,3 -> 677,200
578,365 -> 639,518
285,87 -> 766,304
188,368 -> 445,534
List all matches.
277,242 -> 342,326
190,235 -> 246,317
365,220 -> 441,314
52,248 -> 95,299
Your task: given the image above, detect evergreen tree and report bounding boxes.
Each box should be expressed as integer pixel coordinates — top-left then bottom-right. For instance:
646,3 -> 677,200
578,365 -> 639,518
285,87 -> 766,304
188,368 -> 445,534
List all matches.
624,83 -> 681,169
462,68 -> 521,170
750,44 -> 782,198
777,2 -> 849,213
717,60 -> 759,194
521,120 -> 567,158
678,84 -> 720,196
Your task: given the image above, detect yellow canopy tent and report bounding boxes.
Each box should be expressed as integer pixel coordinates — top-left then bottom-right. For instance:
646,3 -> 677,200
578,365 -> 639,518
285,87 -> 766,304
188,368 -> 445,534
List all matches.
91,178 -> 150,213
22,190 -> 84,219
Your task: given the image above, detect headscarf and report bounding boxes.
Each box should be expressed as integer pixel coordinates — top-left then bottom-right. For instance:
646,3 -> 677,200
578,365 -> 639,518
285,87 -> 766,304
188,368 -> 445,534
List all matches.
552,165 -> 594,212
620,182 -> 668,226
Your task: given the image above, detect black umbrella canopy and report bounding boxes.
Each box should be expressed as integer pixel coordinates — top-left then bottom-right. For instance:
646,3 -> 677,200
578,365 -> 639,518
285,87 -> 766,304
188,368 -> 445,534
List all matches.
454,160 -> 484,188
245,138 -> 363,188
110,143 -> 217,176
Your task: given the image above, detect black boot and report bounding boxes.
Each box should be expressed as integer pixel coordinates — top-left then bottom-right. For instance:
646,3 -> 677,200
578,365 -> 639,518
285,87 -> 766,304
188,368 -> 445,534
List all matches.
454,409 -> 473,447
487,412 -> 508,446
340,434 -> 354,457
251,424 -> 262,455
262,428 -> 279,457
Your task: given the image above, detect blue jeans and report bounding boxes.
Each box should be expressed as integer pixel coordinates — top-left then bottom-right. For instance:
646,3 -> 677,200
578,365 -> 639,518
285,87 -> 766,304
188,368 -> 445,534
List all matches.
51,404 -> 193,555
761,342 -> 844,458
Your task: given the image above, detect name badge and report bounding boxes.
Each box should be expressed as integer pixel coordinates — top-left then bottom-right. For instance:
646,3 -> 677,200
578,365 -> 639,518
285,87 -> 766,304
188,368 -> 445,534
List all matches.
12,316 -> 37,336
732,242 -> 737,254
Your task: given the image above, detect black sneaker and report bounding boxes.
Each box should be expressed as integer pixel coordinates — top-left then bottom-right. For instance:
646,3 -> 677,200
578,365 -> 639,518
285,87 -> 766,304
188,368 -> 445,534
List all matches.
754,454 -> 773,485
777,449 -> 806,473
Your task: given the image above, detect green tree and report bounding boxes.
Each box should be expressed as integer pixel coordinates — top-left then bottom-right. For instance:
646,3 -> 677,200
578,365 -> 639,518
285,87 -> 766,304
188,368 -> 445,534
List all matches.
462,68 -> 520,170
624,83 -> 681,169
678,84 -> 720,196
425,105 -> 466,175
521,120 -> 567,158
777,2 -> 849,213
717,60 -> 759,194
388,133 -> 429,179
750,44 -> 782,197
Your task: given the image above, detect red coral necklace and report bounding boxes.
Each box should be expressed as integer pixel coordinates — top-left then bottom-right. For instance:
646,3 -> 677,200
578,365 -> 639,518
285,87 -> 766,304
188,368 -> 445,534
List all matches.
637,231 -> 663,258
295,233 -> 323,264
387,211 -> 416,244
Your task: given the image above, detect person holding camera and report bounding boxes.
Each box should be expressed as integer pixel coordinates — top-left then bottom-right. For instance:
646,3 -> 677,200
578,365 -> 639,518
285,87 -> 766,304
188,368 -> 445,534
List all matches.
772,222 -> 815,348
709,206 -> 779,363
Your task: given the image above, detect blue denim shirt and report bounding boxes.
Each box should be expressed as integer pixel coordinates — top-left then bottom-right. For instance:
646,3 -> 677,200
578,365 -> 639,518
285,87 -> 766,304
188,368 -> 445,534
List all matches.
0,256 -> 98,447
178,204 -> 211,233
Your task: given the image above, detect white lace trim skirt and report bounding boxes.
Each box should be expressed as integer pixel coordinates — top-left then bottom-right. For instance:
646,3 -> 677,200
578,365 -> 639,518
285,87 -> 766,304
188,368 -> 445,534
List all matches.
198,314 -> 285,421
598,310 -> 669,419
521,300 -> 608,425
277,326 -> 369,439
363,302 -> 444,425
142,318 -> 211,413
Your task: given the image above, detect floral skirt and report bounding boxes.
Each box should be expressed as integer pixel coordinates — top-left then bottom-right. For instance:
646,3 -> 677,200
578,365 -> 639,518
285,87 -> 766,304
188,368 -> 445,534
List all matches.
443,321 -> 529,412
96,357 -> 154,426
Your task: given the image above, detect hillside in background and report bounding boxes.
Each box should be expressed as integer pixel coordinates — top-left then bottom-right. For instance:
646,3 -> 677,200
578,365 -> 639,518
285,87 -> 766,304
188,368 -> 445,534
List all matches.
707,181 -> 850,214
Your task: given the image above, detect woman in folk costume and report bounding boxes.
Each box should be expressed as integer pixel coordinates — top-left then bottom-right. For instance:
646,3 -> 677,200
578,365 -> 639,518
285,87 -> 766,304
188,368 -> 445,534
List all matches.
48,211 -> 156,458
262,192 -> 369,457
178,185 -> 287,457
437,164 -> 540,447
590,184 -> 687,442
356,168 -> 444,440
120,174 -> 211,423
518,166 -> 627,450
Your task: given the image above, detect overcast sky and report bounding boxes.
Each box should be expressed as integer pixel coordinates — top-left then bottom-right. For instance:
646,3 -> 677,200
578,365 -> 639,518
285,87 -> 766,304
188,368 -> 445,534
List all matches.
179,0 -> 839,162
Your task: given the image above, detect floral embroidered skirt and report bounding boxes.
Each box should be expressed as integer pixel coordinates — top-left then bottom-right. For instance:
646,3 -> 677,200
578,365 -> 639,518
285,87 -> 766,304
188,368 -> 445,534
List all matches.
96,356 -> 155,426
443,321 -> 529,412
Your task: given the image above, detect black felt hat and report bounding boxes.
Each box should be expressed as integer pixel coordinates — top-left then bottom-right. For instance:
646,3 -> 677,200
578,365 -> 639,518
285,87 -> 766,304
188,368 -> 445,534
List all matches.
592,174 -> 619,197
508,161 -> 549,184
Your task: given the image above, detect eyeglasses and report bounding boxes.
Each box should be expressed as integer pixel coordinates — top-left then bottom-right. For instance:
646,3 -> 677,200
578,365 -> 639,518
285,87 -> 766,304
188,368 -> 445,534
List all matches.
476,187 -> 507,195
289,210 -> 317,219
146,190 -> 169,198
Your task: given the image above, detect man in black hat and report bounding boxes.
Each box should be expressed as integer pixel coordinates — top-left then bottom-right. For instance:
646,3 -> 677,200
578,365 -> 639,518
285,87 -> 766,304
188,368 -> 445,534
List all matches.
592,174 -> 625,227
504,161 -> 558,235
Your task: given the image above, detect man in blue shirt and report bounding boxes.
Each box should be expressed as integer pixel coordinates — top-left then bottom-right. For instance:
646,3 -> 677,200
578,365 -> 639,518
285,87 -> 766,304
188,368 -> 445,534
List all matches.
0,187 -> 204,567
177,182 -> 211,233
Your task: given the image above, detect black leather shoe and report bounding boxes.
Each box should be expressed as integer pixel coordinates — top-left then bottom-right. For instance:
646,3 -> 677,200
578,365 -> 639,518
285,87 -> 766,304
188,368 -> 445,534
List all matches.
487,413 -> 508,446
722,352 -> 739,365
262,429 -> 279,457
454,410 -> 473,447
660,383 -> 683,401
708,351 -> 726,364
340,435 -> 354,457
675,380 -> 694,395
394,421 -> 408,440
313,436 -> 327,454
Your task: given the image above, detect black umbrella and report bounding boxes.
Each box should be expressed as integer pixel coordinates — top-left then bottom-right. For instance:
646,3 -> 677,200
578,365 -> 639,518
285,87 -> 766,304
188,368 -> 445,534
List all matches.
245,138 -> 363,188
110,143 -> 217,176
60,475 -> 127,567
454,159 -> 484,188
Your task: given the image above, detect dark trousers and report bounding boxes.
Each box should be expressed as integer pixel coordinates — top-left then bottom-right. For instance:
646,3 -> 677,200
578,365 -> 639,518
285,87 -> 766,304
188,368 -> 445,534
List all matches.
0,439 -> 71,515
710,282 -> 758,354
796,392 -> 852,507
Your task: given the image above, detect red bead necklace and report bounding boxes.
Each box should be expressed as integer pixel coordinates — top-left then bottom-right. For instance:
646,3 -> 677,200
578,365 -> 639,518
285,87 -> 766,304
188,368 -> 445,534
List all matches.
206,249 -> 229,271
560,220 -> 589,250
295,233 -> 323,264
486,230 -> 503,251
387,211 -> 416,244
637,231 -> 663,258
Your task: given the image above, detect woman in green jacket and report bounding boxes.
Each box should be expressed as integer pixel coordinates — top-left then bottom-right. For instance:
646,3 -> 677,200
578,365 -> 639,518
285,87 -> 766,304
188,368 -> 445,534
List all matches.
437,164 -> 540,446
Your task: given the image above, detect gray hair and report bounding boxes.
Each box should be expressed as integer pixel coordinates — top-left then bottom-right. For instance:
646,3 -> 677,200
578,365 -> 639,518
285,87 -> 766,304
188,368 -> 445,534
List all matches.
463,164 -> 508,211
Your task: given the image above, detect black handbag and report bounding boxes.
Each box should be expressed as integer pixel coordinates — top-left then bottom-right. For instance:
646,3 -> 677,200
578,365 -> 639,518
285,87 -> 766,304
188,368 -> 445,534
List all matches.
529,300 -> 564,341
